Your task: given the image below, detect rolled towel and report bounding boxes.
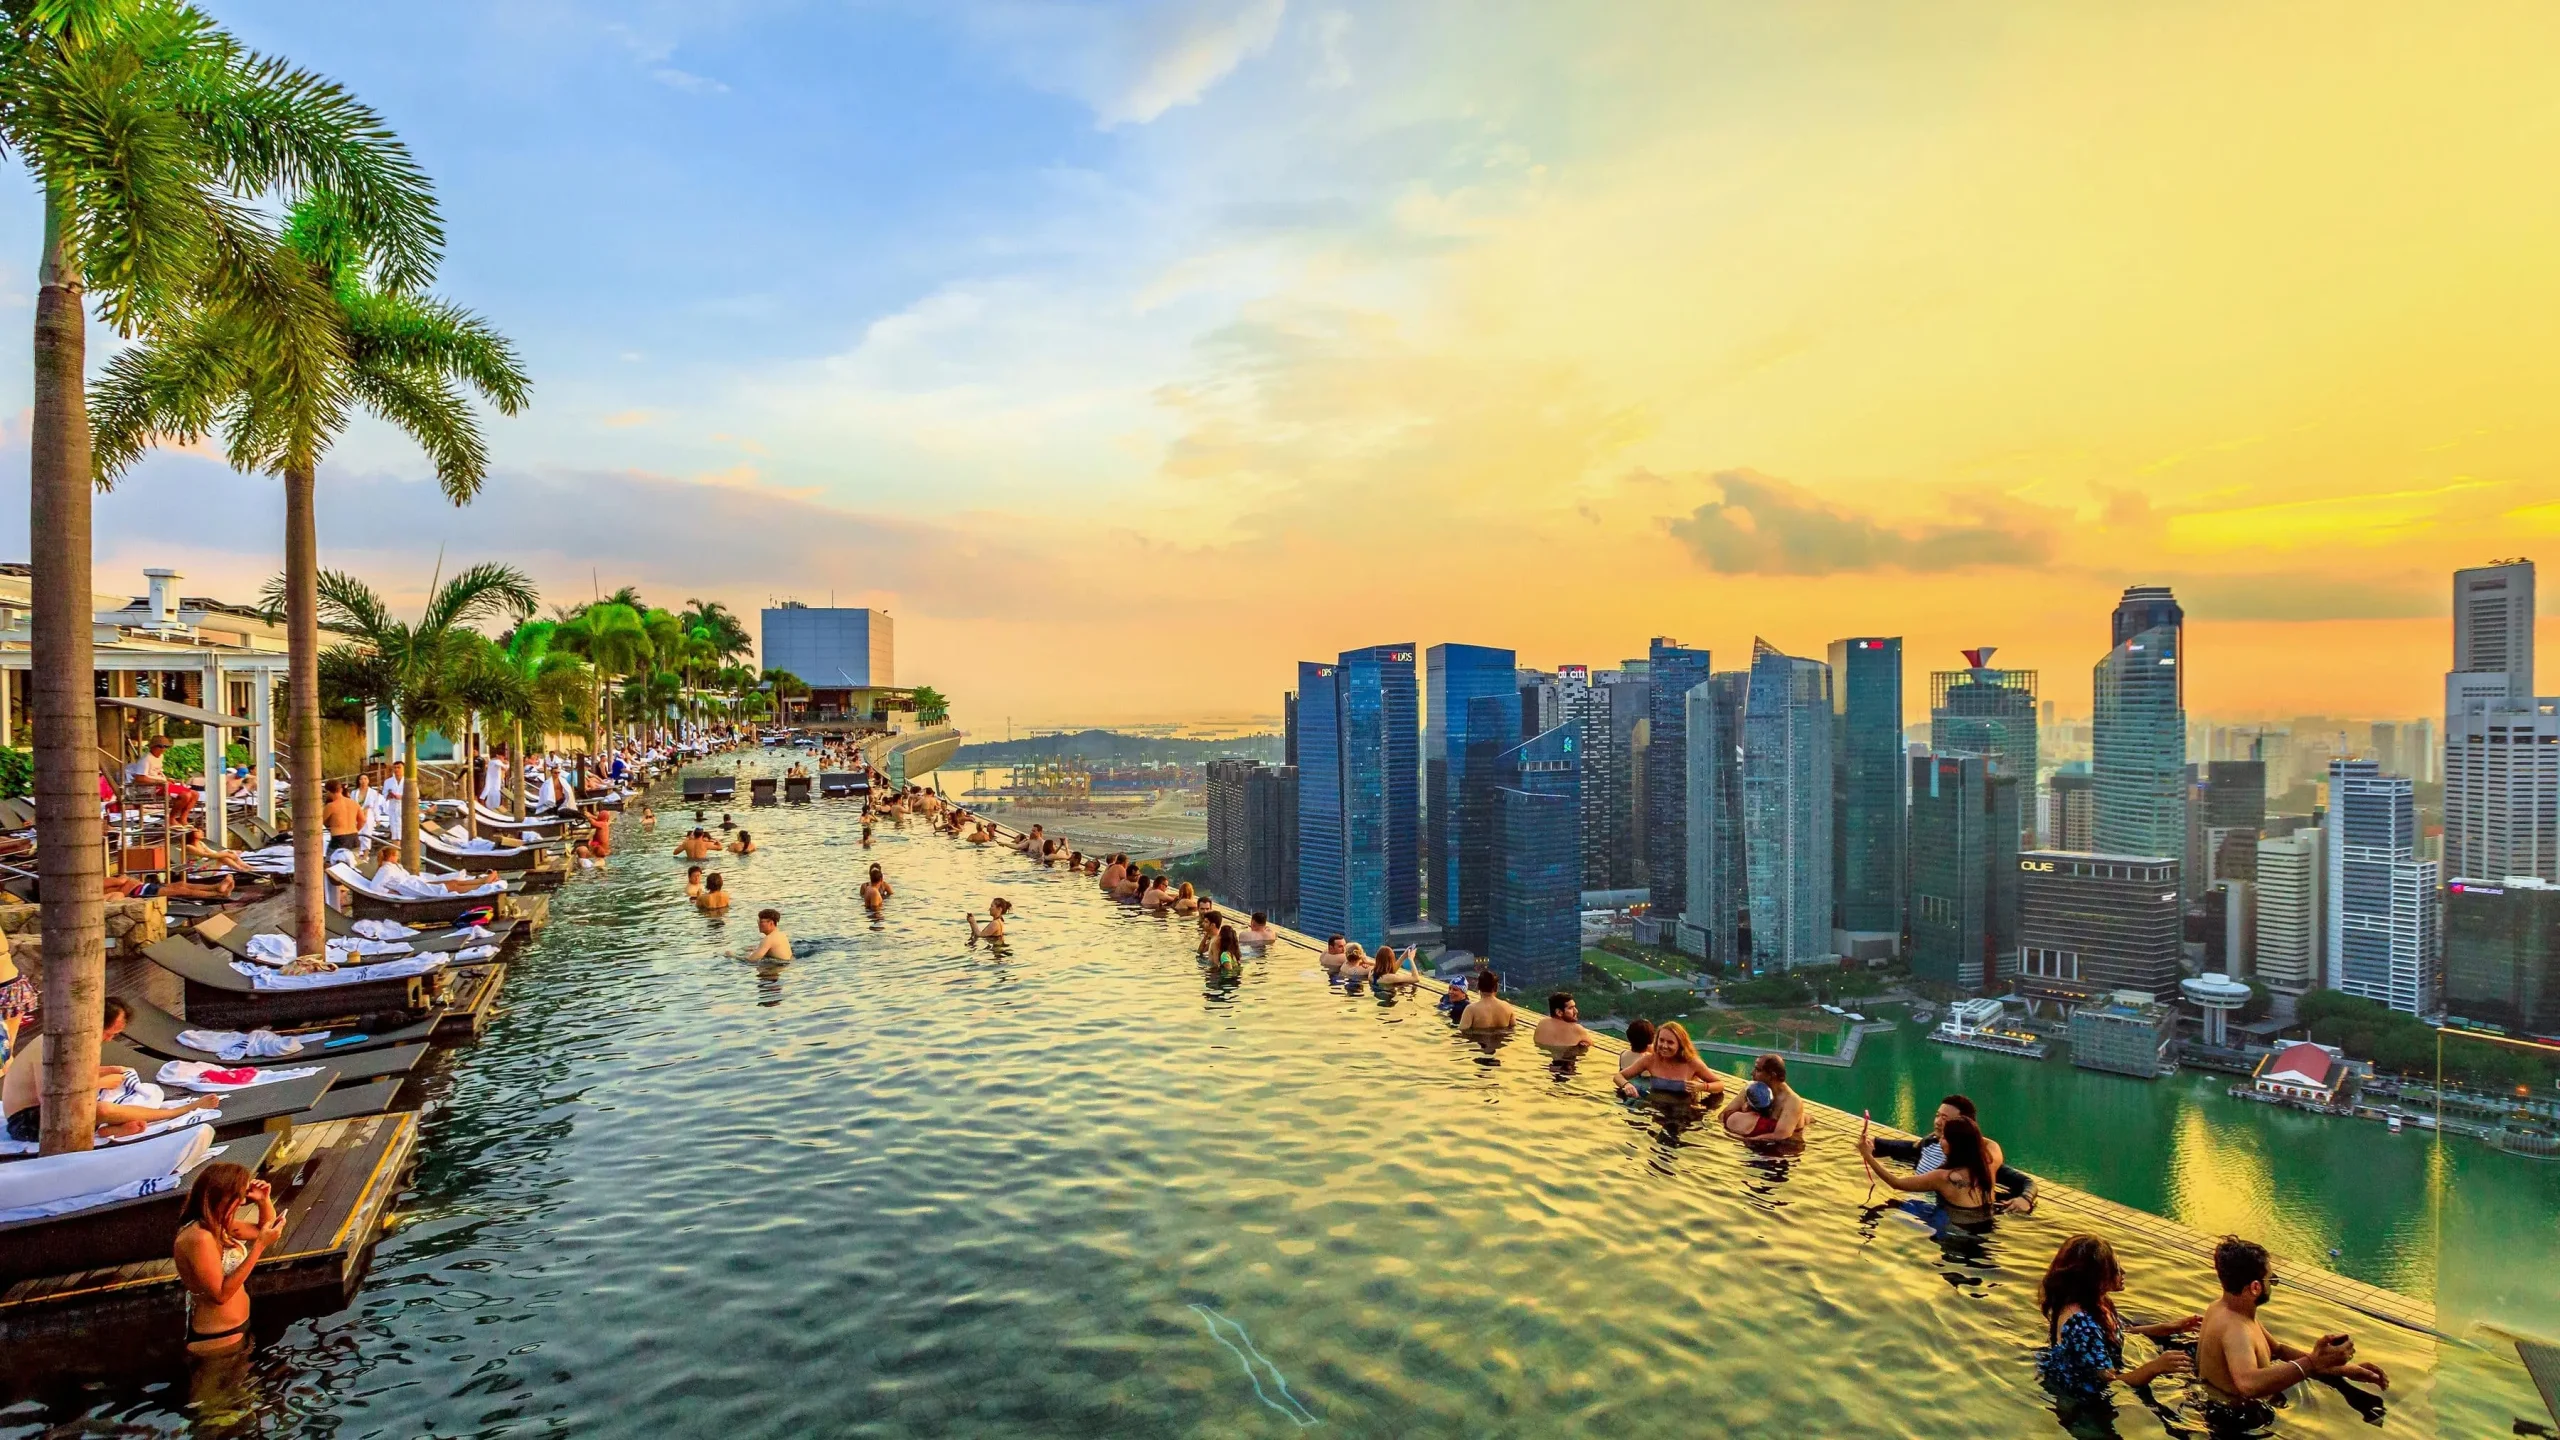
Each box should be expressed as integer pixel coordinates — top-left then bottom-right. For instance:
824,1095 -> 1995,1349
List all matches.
353,919 -> 420,940
156,1060 -> 323,1092
177,1027 -> 316,1061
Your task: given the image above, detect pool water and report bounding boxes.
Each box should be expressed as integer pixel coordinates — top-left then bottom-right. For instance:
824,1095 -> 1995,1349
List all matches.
1,761 -> 2541,1437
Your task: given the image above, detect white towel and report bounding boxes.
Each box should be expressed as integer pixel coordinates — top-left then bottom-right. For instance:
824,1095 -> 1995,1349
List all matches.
446,924 -> 497,942
454,944 -> 500,962
353,919 -> 419,940
155,1060 -> 322,1092
0,1104 -> 217,1158
331,935 -> 414,959
177,1027 -> 315,1061
227,955 -> 444,990
243,933 -> 297,966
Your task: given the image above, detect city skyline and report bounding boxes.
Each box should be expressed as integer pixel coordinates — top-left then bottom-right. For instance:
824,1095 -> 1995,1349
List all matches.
2,2 -> 2556,728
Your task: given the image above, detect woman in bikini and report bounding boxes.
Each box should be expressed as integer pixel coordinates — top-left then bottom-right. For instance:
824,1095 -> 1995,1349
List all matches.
1617,1021 -> 1725,1101
174,1162 -> 283,1354
1860,1114 -> 1997,1221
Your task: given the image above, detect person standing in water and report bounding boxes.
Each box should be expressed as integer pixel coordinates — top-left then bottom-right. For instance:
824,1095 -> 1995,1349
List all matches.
2195,1236 -> 2385,1419
967,897 -> 1012,941
696,873 -> 731,912
745,908 -> 793,963
862,863 -> 892,911
173,1162 -> 283,1353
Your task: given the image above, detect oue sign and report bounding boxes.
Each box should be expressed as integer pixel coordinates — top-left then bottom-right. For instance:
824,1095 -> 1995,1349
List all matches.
2020,859 -> 2056,873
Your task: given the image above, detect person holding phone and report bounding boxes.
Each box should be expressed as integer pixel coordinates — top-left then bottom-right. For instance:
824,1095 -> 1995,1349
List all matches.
174,1162 -> 285,1353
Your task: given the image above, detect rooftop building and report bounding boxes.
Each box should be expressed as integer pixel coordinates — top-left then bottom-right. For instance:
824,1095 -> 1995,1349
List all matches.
2016,850 -> 2183,1008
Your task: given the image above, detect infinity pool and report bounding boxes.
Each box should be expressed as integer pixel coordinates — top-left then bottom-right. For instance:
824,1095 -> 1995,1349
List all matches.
0,760 -> 2534,1437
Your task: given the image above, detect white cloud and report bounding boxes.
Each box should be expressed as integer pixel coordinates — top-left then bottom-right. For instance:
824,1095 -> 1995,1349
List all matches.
964,0 -> 1286,128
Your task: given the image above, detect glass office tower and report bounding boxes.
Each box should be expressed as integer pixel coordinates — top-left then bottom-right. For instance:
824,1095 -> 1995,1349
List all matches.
1907,753 -> 2020,992
1646,639 -> 1713,920
1931,648 -> 2038,849
1742,640 -> 1834,969
2326,759 -> 2438,1015
2094,586 -> 2188,873
1490,721 -> 1584,991
1829,637 -> 1904,947
1294,645 -> 1419,947
1426,644 -> 1520,952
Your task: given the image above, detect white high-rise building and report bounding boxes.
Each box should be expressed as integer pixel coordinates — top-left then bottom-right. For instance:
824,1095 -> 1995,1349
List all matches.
2444,560 -> 2557,884
2325,760 -> 2439,1015
2254,827 -> 2321,996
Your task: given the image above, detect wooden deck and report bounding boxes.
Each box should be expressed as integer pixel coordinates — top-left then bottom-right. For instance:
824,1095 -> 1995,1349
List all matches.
431,962 -> 507,1043
0,1113 -> 419,1342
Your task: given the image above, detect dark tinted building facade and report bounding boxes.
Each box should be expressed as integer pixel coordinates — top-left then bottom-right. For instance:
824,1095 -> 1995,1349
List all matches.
1426,643 -> 1519,951
1293,645 -> 1419,946
1206,758 -> 1298,924
1931,649 -> 2038,848
1646,639 -> 1713,919
2016,849 -> 2184,1005
2445,877 -> 2560,1035
1907,753 -> 2020,993
1491,721 -> 1583,991
1830,637 -> 1904,943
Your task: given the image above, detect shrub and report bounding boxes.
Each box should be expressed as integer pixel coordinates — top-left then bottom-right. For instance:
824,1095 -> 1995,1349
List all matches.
1722,972 -> 1813,1008
0,747 -> 27,800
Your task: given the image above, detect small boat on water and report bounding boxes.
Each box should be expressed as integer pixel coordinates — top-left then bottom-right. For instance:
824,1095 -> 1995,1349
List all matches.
2387,1115 -> 2404,1134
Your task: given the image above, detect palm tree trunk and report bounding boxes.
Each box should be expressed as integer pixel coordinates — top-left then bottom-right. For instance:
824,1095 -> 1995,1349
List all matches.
30,185 -> 103,1154
511,719 -> 526,821
284,460 -> 325,961
400,730 -> 421,871
463,713 -> 479,841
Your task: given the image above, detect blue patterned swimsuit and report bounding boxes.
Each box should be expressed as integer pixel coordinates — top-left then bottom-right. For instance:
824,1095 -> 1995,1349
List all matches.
2038,1309 -> 2124,1402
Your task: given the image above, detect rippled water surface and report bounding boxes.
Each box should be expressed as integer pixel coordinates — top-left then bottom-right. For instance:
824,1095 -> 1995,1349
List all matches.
3,759 -> 2545,1438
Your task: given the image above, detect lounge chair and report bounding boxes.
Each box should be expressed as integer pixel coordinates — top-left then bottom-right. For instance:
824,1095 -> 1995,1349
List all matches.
681,776 -> 736,801
318,908 -> 519,955
329,862 -> 509,924
112,992 -> 438,1062
105,1033 -> 426,1093
86,1044 -> 339,1139
145,936 -> 439,1032
0,1127 -> 281,1284
783,776 -> 813,803
420,827 -> 549,873
749,777 -> 778,807
819,772 -> 865,796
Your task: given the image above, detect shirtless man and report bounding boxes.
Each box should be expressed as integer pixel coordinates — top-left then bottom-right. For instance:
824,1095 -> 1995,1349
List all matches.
695,872 -> 732,912
684,865 -> 706,901
1457,970 -> 1516,1031
321,780 -> 366,856
1718,1053 -> 1807,1141
966,897 -> 1011,941
3,998 -> 216,1143
672,829 -> 718,861
1533,992 -> 1597,1049
861,864 -> 892,911
1016,824 -> 1045,856
2197,1236 -> 2385,1419
744,908 -> 793,963
1239,912 -> 1277,948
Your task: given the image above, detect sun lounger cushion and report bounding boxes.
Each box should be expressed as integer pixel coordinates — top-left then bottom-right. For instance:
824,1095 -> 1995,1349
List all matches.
330,861 -> 504,902
176,1026 -> 321,1061
0,1101 -> 218,1159
227,955 -> 444,991
0,1127 -> 213,1218
241,932 -> 414,967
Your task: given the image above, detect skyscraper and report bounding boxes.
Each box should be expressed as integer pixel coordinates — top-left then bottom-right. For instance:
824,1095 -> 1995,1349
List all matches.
2051,771 -> 2096,852
2253,827 -> 2320,997
2326,759 -> 2439,1015
1742,640 -> 1834,969
1602,667 -> 1652,887
1565,678 -> 1622,890
2094,586 -> 2188,876
1907,753 -> 2020,993
1647,638 -> 1713,921
1426,643 -> 1520,951
2444,562 -> 2557,885
1931,648 -> 2038,848
1490,721 -> 1584,991
1294,645 -> 1419,946
1704,671 -> 1750,963
1829,637 -> 1904,954
2016,850 -> 2184,1006
1206,758 -> 1299,924
2444,877 -> 2559,1034
1680,681 -> 1719,961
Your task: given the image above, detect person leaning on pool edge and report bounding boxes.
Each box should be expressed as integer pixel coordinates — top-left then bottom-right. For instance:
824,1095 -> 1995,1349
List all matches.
1867,1093 -> 2039,1214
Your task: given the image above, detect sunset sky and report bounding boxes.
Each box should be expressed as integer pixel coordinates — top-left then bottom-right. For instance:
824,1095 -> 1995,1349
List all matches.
4,0 -> 2555,731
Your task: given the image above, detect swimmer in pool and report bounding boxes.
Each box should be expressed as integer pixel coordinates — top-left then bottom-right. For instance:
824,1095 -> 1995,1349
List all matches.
966,897 -> 1011,941
673,829 -> 717,861
1618,1018 -> 1657,1080
2033,1234 -> 2198,1408
861,815 -> 874,846
861,863 -> 892,911
1205,923 -> 1243,972
1318,934 -> 1349,978
728,829 -> 755,855
1340,944 -> 1375,986
1616,1021 -> 1720,1098
684,865 -> 705,901
1456,969 -> 1517,1031
2194,1235 -> 2385,1420
1860,1115 -> 1995,1216
744,908 -> 793,963
1718,1053 -> 1803,1140
1239,912 -> 1277,948
1533,992 -> 1597,1049
695,872 -> 731,912
1371,945 -> 1418,990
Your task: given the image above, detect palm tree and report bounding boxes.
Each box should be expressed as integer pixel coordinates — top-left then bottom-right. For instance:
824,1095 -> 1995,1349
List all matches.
554,600 -> 650,749
492,620 -> 586,819
306,564 -> 537,868
764,668 -> 809,727
909,685 -> 950,727
3,0 -> 439,1155
92,189 -> 526,962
